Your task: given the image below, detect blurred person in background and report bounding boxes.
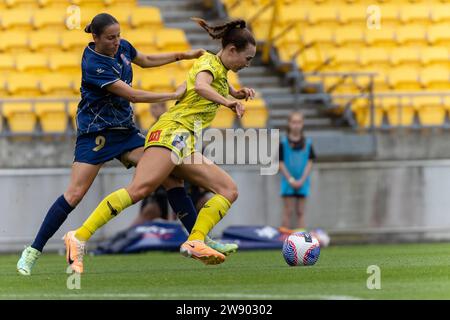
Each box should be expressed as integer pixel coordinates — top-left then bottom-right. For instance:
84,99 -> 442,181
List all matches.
279,111 -> 316,231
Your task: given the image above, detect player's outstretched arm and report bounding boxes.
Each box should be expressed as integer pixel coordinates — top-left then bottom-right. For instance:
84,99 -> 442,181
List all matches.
105,79 -> 186,103
132,49 -> 205,68
195,71 -> 245,118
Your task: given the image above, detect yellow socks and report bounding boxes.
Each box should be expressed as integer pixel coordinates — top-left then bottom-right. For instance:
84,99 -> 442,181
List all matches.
75,188 -> 133,241
188,194 -> 231,241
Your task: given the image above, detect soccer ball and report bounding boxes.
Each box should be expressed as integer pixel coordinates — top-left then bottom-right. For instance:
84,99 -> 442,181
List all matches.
282,232 -> 320,266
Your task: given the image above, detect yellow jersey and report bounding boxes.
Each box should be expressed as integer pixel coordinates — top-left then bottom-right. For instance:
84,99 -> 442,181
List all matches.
159,51 -> 229,132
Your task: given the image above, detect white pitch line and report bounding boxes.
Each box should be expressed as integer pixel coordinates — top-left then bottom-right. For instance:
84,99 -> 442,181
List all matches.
0,293 -> 363,300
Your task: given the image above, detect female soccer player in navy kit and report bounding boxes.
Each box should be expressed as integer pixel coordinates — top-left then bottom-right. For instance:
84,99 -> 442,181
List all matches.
17,13 -> 235,276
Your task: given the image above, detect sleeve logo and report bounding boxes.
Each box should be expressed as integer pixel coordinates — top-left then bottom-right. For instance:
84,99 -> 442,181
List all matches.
148,130 -> 162,142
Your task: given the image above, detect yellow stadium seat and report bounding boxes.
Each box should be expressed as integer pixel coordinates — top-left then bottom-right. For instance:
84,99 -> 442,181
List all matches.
6,73 -> 41,96
396,25 -> 427,46
388,66 -> 421,90
0,31 -> 29,52
122,29 -> 156,53
420,47 -> 449,67
103,7 -> 131,25
32,8 -> 67,30
359,68 -> 390,92
359,47 -> 391,69
390,47 -> 420,67
0,76 -> 8,97
352,100 -> 385,128
2,102 -> 37,133
384,98 -> 416,127
296,48 -> 331,72
4,0 -> 37,8
414,96 -> 446,126
37,0 -> 68,8
242,97 -> 268,124
334,26 -> 365,47
68,100 -> 78,129
104,0 -> 137,6
49,52 -> 80,72
78,7 -> 102,27
274,28 -> 302,62
29,31 -> 61,52
16,53 -> 49,72
399,5 -> 431,24
376,4 -> 399,25
139,71 -> 174,92
427,23 -> 450,45
430,5 -> 450,23
365,26 -> 396,47
328,48 -> 360,70
40,73 -> 75,96
155,29 -> 189,52
71,72 -> 81,94
210,106 -> 235,129
129,7 -> 163,29
0,54 -> 16,72
0,9 -> 33,30
338,5 -> 366,24
61,30 -> 91,51
420,66 -> 450,89
280,4 -> 308,25
306,6 -> 338,26
134,103 -> 156,130
301,27 -> 334,48
35,101 -> 68,133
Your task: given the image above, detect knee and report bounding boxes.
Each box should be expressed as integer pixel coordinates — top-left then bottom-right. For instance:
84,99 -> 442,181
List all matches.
127,183 -> 157,203
220,182 -> 238,204
64,188 -> 86,207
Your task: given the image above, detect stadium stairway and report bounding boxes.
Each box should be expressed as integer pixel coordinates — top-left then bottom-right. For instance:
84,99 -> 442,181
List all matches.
141,0 -> 335,131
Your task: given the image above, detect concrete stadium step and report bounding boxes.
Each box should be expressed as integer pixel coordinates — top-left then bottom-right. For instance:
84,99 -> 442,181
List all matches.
270,117 -> 333,129
162,10 -> 205,23
141,0 -> 204,11
269,108 -> 321,118
239,76 -> 282,87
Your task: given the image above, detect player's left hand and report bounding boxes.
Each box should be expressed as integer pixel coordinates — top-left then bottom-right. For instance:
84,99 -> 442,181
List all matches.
227,100 -> 245,119
174,81 -> 187,99
233,87 -> 256,101
183,49 -> 206,60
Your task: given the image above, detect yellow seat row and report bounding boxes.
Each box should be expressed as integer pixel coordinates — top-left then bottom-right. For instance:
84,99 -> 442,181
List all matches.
1,100 -> 79,133
0,0 -> 136,9
0,27 -> 189,54
351,96 -> 449,127
0,6 -> 162,31
0,97 -> 269,135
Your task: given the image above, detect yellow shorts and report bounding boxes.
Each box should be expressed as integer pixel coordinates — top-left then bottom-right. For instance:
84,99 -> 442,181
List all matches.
144,119 -> 196,163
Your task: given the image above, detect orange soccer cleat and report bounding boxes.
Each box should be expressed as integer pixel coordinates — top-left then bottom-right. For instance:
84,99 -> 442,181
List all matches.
180,240 -> 226,265
63,231 -> 86,274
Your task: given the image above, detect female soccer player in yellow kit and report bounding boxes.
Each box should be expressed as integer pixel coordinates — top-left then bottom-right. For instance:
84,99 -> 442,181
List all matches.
64,18 -> 257,271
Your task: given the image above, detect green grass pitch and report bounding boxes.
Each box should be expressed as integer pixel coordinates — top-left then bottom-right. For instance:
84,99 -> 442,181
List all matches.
1,243 -> 450,300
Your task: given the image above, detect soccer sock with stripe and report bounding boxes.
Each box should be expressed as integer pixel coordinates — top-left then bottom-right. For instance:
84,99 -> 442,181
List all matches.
188,194 -> 231,241
75,188 -> 133,241
31,195 -> 74,252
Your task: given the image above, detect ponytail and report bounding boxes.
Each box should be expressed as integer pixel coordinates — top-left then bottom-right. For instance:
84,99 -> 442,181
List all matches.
192,17 -> 255,51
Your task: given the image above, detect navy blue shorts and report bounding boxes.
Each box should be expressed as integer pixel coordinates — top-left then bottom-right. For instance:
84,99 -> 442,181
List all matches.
74,128 -> 145,168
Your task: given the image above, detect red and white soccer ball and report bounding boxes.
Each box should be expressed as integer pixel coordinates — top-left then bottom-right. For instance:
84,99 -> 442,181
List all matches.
282,232 -> 321,266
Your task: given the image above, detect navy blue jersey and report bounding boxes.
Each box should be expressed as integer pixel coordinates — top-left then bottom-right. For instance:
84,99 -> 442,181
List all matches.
77,39 -> 138,135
